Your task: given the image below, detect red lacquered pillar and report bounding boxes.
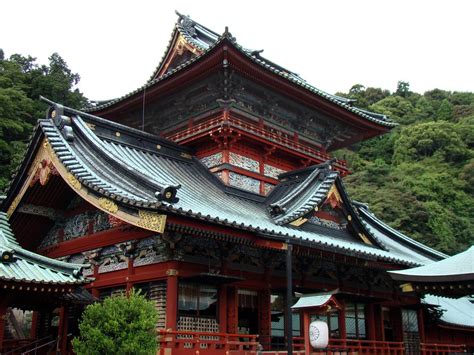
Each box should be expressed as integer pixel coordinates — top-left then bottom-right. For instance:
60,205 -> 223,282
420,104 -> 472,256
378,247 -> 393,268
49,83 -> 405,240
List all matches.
166,268 -> 179,330
219,285 -> 228,333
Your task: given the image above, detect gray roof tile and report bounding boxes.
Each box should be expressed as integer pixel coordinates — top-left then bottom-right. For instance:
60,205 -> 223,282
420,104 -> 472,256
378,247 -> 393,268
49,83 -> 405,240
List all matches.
39,103 -> 434,267
0,212 -> 89,285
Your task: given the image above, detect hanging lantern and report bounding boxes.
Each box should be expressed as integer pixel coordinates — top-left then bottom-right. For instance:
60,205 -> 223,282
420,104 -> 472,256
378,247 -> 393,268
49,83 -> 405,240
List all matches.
309,320 -> 329,349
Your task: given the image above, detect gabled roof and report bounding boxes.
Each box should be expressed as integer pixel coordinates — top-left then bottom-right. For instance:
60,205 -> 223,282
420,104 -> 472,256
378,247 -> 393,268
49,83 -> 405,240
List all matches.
87,13 -> 395,131
0,212 -> 89,285
268,163 -> 339,225
389,246 -> 473,283
147,11 -> 221,80
423,294 -> 474,329
267,161 -> 384,247
2,101 -> 442,268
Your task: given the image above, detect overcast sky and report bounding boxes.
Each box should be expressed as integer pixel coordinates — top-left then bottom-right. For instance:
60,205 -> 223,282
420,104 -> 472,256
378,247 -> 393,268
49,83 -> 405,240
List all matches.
2,0 -> 473,101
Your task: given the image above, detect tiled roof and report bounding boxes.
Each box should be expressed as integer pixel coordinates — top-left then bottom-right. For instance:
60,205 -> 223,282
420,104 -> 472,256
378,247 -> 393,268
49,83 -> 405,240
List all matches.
389,246 -> 473,282
268,165 -> 339,225
33,102 -> 440,267
0,212 -> 89,285
87,14 -> 396,129
423,294 -> 474,328
355,202 -> 447,263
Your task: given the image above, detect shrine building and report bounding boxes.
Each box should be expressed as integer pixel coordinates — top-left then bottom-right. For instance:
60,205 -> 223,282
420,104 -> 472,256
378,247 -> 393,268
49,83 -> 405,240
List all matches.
1,12 -> 473,355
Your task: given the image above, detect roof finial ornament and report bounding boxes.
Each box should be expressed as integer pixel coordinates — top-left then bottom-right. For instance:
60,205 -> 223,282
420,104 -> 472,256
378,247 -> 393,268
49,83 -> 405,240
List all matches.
322,158 -> 337,171
176,11 -> 196,37
175,10 -> 184,20
223,26 -> 235,41
41,96 -> 74,142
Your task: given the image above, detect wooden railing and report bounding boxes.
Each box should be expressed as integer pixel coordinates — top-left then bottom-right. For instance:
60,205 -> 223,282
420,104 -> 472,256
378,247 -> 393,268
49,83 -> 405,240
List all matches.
157,332 -> 468,355
420,342 -> 467,354
158,330 -> 259,354
1,338 -> 36,354
1,335 -> 59,355
291,337 -> 405,354
166,116 -> 348,172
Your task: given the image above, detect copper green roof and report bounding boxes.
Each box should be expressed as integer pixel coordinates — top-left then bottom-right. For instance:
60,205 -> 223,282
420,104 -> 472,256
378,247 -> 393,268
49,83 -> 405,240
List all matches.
424,294 -> 474,328
389,246 -> 474,283
0,212 -> 89,285
12,100 -> 446,267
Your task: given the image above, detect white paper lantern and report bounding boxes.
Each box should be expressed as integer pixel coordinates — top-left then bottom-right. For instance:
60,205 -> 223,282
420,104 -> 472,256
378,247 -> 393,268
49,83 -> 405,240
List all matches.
309,320 -> 329,349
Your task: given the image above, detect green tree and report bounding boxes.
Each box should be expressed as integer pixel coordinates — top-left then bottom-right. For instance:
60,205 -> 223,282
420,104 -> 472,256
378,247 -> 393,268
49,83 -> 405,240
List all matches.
393,121 -> 469,163
340,82 -> 474,254
395,81 -> 411,97
369,96 -> 415,124
0,50 -> 87,191
436,99 -> 453,121
73,289 -> 158,355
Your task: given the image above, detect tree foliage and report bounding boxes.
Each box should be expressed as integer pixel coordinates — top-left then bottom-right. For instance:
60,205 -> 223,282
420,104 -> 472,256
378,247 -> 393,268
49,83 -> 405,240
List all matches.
0,50 -> 87,191
72,289 -> 158,355
338,83 -> 474,254
1,47 -> 472,255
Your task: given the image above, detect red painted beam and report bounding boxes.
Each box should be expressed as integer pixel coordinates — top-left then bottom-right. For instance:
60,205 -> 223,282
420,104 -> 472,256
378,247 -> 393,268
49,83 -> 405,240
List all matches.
39,227 -> 151,258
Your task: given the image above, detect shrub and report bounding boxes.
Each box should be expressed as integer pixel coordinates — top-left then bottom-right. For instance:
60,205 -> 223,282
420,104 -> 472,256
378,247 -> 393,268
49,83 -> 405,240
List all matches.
72,289 -> 158,355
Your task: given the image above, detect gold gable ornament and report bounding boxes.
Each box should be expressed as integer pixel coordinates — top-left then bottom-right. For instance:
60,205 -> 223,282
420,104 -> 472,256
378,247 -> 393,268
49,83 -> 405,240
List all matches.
290,217 -> 308,227
137,210 -> 167,233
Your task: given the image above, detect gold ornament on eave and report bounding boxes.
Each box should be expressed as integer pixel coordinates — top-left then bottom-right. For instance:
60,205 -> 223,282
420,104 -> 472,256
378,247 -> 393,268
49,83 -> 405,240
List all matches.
66,173 -> 82,190
98,197 -> 119,213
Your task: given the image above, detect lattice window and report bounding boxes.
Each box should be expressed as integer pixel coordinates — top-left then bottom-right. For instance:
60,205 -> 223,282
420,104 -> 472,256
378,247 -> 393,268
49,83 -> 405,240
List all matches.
178,283 -> 219,333
345,303 -> 366,339
134,281 -> 167,329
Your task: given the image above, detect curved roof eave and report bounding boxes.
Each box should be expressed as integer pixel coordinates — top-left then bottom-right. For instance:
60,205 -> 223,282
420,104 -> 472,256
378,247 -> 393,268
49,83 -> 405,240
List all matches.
86,19 -> 395,130
355,202 -> 448,261
33,103 -> 419,267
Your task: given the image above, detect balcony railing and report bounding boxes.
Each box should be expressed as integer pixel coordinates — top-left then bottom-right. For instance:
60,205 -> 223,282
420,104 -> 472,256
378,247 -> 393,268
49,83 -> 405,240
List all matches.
420,342 -> 467,355
157,330 -> 259,354
291,337 -> 405,354
165,116 -> 348,172
156,331 -> 468,355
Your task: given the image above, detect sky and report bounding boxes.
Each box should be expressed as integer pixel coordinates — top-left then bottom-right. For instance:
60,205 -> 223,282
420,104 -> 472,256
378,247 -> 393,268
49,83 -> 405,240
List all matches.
2,0 -> 474,101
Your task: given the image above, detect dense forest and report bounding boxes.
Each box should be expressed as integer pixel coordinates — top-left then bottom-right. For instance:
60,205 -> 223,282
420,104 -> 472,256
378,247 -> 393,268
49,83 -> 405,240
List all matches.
0,51 -> 472,255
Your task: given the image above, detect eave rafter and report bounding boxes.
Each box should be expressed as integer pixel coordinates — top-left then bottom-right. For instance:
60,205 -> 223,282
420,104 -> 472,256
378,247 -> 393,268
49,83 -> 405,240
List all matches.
17,203 -> 64,221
